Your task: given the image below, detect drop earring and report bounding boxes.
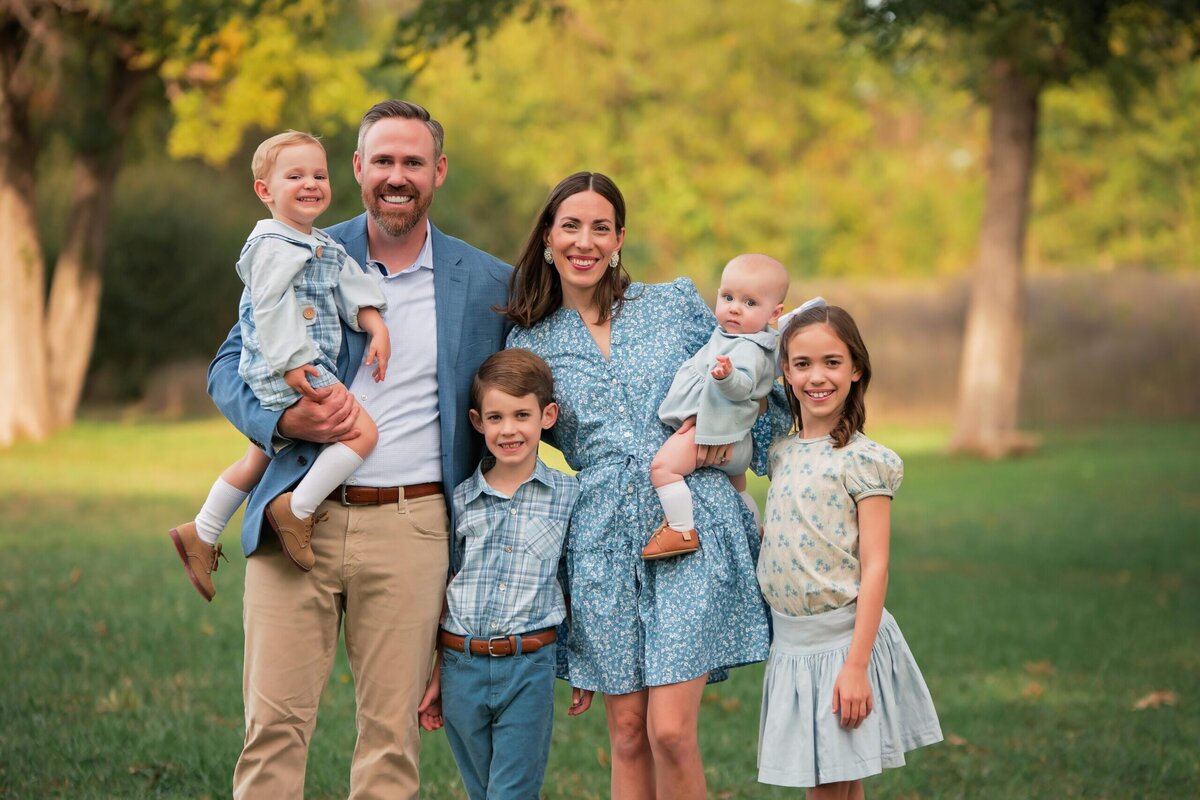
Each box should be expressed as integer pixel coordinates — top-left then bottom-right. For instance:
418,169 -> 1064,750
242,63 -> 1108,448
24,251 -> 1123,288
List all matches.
543,246 -> 554,264
609,250 -> 620,269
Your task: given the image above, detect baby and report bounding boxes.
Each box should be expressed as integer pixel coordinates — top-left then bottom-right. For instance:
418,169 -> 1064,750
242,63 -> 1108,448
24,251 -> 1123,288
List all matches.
645,253 -> 789,559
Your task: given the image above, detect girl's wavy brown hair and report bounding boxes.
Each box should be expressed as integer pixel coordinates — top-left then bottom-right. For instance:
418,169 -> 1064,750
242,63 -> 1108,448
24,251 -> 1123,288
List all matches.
778,304 -> 872,448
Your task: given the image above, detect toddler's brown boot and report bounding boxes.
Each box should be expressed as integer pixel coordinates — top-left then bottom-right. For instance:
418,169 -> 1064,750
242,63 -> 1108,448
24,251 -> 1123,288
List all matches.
641,520 -> 700,560
265,492 -> 321,571
169,521 -> 227,601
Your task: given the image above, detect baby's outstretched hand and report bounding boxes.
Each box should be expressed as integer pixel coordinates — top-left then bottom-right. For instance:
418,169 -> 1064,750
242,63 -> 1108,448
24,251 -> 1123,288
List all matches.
365,330 -> 391,383
710,355 -> 733,381
283,364 -> 322,398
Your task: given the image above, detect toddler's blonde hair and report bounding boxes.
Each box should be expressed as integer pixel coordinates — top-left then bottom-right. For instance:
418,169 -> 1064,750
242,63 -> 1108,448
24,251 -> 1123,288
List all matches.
251,130 -> 324,182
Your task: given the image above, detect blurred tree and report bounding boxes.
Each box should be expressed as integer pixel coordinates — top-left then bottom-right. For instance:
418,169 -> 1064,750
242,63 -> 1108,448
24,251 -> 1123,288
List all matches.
839,0 -> 1200,457
0,0 -> 399,445
399,0 -> 985,281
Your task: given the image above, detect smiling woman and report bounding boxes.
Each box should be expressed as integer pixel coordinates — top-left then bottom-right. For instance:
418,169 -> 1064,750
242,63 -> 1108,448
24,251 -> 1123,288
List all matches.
503,171 -> 793,799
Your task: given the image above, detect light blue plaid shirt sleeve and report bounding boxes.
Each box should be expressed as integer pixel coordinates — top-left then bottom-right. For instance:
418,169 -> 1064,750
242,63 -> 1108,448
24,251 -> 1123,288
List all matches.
443,459 -> 580,637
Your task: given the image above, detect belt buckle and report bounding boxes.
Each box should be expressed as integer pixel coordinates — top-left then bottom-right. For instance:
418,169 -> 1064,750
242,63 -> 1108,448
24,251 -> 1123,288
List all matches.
486,636 -> 510,657
338,485 -> 373,506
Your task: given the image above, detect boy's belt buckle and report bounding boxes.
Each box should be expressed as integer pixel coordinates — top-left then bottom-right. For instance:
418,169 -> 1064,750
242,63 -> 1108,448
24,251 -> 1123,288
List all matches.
487,636 -> 511,657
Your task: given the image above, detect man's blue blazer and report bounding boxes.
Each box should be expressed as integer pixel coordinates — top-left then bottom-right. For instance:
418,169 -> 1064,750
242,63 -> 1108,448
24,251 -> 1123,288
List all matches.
207,214 -> 513,556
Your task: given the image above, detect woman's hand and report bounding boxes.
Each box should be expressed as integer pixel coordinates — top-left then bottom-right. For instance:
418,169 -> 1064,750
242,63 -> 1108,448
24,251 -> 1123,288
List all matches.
677,416 -> 734,468
568,687 -> 594,717
832,663 -> 873,729
696,441 -> 733,469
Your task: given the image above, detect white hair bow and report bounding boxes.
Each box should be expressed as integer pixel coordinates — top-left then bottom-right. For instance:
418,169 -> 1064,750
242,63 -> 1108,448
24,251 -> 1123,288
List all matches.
777,296 -> 827,332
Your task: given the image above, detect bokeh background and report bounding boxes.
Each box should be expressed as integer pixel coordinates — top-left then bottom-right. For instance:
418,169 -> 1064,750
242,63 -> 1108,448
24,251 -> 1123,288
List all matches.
2,1 -> 1197,797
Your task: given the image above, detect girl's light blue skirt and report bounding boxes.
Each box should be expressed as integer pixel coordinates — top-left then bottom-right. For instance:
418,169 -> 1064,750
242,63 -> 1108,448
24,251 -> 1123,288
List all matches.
758,603 -> 943,787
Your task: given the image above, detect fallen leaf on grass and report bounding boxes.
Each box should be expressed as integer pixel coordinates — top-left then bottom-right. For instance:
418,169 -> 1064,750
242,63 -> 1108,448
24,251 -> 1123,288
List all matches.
1132,690 -> 1178,710
1024,660 -> 1054,676
1021,681 -> 1044,700
945,733 -> 970,747
93,621 -> 108,637
68,567 -> 82,585
97,685 -> 142,714
719,696 -> 741,713
596,747 -> 610,768
199,621 -> 215,637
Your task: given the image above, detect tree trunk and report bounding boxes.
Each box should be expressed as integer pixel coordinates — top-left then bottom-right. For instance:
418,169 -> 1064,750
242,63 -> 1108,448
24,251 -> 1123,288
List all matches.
949,58 -> 1041,458
0,20 -> 51,445
44,58 -> 144,427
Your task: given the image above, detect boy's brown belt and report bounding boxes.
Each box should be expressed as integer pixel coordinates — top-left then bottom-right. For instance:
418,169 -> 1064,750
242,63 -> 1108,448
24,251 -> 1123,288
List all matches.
438,628 -> 557,657
326,483 -> 443,505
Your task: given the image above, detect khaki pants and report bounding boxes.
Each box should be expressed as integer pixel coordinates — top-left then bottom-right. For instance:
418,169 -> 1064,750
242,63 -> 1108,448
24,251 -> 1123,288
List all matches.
233,493 -> 449,800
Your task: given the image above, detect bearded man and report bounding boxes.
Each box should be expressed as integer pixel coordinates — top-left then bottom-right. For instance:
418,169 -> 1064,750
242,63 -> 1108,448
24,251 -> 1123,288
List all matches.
207,99 -> 513,799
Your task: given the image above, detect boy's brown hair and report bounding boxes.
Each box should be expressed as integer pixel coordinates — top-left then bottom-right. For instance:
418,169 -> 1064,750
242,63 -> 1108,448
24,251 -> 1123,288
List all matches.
251,130 -> 324,182
470,349 -> 555,411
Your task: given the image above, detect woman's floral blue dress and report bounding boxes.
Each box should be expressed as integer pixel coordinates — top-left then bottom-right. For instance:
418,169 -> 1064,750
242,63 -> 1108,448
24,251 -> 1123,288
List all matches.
508,278 -> 790,693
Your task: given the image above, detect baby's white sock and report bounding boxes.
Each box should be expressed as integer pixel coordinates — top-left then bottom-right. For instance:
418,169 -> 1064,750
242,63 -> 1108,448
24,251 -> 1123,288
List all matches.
655,480 -> 695,532
291,443 -> 364,519
739,490 -> 761,527
194,478 -> 249,545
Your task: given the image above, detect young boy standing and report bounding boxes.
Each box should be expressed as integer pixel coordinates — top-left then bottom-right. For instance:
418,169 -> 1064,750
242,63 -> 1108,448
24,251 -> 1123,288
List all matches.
417,348 -> 579,800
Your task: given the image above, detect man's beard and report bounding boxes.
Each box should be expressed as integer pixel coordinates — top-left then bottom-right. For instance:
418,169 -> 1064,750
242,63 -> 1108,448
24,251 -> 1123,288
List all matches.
364,184 -> 434,238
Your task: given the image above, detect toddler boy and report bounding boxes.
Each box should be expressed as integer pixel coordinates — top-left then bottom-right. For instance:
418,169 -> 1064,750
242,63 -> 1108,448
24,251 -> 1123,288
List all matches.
417,348 -> 579,800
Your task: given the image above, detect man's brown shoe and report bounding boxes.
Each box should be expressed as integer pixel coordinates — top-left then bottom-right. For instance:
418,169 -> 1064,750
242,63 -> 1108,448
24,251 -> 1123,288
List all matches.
169,521 -> 227,601
264,492 -> 320,572
641,521 -> 700,560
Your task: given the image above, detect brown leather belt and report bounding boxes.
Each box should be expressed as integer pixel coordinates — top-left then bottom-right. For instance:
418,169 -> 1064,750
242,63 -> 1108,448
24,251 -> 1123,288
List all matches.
438,628 -> 557,657
326,482 -> 443,506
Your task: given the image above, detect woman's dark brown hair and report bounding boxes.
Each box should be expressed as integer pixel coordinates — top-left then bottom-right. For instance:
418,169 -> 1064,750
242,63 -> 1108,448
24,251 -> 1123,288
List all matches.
778,305 -> 872,448
502,172 -> 632,328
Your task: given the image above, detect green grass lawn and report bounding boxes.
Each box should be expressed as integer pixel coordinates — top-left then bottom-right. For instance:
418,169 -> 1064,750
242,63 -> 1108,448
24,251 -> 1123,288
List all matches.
1,420 -> 1197,798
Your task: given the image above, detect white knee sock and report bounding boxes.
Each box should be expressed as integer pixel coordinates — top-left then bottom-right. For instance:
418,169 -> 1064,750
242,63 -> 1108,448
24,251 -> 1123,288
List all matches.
739,490 -> 761,527
194,478 -> 249,545
290,442 -> 364,519
655,480 -> 695,532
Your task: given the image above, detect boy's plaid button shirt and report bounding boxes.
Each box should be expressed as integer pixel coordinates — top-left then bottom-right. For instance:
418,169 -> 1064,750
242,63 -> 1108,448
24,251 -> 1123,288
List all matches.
443,459 -> 579,637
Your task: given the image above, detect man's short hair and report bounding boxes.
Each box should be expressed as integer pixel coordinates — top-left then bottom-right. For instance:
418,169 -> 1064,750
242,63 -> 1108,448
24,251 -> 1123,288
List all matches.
251,130 -> 323,182
357,99 -> 445,159
470,349 -> 555,411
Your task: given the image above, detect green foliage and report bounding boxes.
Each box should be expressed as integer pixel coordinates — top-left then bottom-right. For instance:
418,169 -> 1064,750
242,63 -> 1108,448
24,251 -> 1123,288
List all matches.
1,421 -> 1197,797
163,0 -> 401,165
838,0 -> 1200,95
400,0 -> 1198,282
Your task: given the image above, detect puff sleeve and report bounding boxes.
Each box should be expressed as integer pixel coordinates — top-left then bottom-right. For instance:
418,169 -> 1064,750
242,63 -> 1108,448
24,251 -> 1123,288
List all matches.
845,441 -> 904,501
669,277 -> 718,355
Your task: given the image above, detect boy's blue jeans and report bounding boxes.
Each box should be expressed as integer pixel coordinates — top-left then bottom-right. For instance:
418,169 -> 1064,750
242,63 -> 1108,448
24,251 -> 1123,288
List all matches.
441,638 -> 557,800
